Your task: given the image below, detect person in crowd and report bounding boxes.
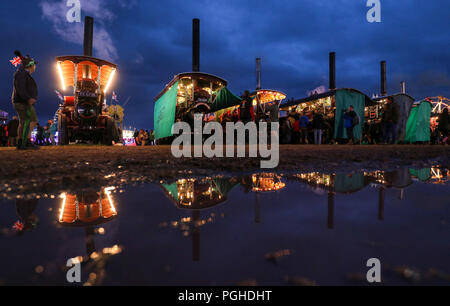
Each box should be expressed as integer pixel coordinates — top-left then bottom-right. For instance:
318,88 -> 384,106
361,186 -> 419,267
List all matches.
49,120 -> 57,145
7,116 -> 19,147
149,130 -> 155,145
133,129 -> 140,146
35,123 -> 44,145
0,123 -> 7,146
43,126 -> 50,145
280,117 -> 292,144
267,100 -> 280,124
11,50 -> 39,150
343,105 -> 359,145
381,100 -> 400,144
144,130 -> 150,146
299,111 -> 310,144
137,129 -> 146,146
437,108 -> 449,145
239,91 -> 255,124
312,111 -> 327,145
292,114 -> 300,144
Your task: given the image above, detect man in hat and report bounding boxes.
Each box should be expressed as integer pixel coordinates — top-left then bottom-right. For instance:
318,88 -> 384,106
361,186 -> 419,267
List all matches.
11,50 -> 39,150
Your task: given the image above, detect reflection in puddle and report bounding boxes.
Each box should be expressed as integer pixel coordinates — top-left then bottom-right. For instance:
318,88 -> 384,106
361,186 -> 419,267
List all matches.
0,167 -> 448,285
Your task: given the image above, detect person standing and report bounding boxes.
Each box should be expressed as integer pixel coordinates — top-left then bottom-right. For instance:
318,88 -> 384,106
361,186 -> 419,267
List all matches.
299,111 -> 310,144
343,105 -> 359,145
381,100 -> 400,144
11,50 -> 39,150
239,91 -> 255,124
7,116 -> 19,147
312,112 -> 326,145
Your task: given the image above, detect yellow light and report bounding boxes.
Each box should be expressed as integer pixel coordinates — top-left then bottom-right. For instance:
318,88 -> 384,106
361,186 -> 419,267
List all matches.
104,69 -> 116,93
59,193 -> 67,222
57,62 -> 65,91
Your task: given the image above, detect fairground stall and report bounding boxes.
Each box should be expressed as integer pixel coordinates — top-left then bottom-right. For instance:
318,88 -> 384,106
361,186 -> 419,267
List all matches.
372,93 -> 415,142
213,89 -> 287,123
280,88 -> 375,142
405,100 -> 432,143
154,72 -> 242,141
427,96 -> 450,131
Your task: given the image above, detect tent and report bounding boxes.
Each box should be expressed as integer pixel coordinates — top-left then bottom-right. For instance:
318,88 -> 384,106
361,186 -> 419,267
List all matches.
405,100 -> 432,143
374,94 -> 415,142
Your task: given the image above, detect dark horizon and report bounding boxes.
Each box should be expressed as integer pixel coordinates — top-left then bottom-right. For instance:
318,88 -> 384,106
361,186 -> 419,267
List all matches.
1,0 -> 449,129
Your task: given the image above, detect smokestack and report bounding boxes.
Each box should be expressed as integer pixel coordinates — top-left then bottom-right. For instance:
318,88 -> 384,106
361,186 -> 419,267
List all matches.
256,58 -> 261,90
380,61 -> 387,96
329,52 -> 336,90
400,81 -> 406,94
192,18 -> 200,72
83,16 -> 94,57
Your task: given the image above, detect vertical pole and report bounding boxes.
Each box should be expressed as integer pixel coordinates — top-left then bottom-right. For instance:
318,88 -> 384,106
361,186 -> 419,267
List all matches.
328,192 -> 335,229
256,58 -> 262,90
378,187 -> 385,220
380,61 -> 387,96
192,19 -> 200,72
329,52 -> 336,90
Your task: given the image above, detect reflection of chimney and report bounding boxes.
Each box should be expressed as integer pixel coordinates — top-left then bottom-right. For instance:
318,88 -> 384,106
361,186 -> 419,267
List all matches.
380,61 -> 387,96
256,58 -> 262,90
255,193 -> 261,224
329,52 -> 336,90
84,16 -> 94,56
85,227 -> 96,257
327,192 -> 334,229
400,81 -> 406,94
192,19 -> 200,72
378,187 -> 385,221
192,210 -> 200,262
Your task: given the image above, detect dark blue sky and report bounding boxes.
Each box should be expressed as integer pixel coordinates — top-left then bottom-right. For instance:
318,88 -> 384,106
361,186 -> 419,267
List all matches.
1,0 -> 449,129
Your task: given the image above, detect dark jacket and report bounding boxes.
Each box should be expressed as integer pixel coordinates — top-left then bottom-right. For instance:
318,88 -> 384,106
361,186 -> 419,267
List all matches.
239,98 -> 254,122
12,67 -> 38,104
312,114 -> 326,130
7,119 -> 19,137
437,111 -> 449,131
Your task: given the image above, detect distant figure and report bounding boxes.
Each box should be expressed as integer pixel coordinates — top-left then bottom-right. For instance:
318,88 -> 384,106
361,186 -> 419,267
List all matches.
36,123 -> 44,145
133,129 -> 139,145
382,100 -> 400,144
149,130 -> 155,145
239,91 -> 255,124
292,114 -> 301,144
344,105 -> 359,145
7,116 -> 19,147
437,108 -> 449,144
267,101 -> 280,124
312,112 -> 326,145
299,111 -> 310,144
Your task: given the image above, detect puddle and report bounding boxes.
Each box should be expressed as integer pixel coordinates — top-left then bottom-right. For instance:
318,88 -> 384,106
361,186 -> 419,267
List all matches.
0,167 -> 449,285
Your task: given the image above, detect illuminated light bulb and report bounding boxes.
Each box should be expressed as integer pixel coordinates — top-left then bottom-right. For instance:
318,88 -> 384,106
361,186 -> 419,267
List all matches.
104,69 -> 116,93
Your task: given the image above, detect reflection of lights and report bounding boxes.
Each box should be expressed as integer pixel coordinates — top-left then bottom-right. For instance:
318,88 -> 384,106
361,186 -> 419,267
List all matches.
252,174 -> 286,192
104,187 -> 117,214
57,62 -> 66,91
59,193 -> 67,222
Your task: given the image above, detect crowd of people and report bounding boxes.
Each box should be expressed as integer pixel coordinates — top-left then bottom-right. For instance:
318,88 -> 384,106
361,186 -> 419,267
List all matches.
0,117 -> 57,147
133,129 -> 155,146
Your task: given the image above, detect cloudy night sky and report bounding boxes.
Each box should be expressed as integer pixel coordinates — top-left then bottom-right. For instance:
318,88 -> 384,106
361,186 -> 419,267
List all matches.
0,0 -> 449,129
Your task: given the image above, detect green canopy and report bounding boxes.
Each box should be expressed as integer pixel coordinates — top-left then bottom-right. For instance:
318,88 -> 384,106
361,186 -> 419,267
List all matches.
405,100 -> 432,143
334,173 -> 366,193
210,87 -> 242,113
162,182 -> 179,203
334,89 -> 366,140
213,178 -> 239,196
409,168 -> 431,182
154,81 -> 179,140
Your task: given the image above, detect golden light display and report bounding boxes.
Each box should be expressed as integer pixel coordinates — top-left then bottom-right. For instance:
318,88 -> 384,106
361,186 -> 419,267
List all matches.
252,90 -> 287,106
427,96 -> 450,114
252,174 -> 286,192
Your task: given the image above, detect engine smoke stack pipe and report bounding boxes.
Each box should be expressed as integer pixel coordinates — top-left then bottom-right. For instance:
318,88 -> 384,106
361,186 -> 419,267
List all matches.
256,58 -> 261,90
329,52 -> 336,90
84,16 -> 94,57
400,81 -> 406,94
380,61 -> 387,96
192,18 -> 200,72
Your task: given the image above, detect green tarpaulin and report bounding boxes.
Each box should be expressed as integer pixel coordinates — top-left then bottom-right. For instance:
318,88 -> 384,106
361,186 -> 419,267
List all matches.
154,80 -> 179,140
334,173 -> 366,193
334,89 -> 365,140
210,87 -> 242,113
409,168 -> 431,181
162,183 -> 179,202
405,101 -> 432,143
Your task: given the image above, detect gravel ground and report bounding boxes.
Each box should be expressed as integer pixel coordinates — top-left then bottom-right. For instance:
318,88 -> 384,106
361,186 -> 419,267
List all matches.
0,145 -> 448,198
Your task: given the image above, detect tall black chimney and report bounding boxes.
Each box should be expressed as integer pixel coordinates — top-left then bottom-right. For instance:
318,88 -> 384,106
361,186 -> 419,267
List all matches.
380,61 -> 387,96
329,52 -> 336,90
256,58 -> 261,90
192,18 -> 200,72
84,16 -> 94,57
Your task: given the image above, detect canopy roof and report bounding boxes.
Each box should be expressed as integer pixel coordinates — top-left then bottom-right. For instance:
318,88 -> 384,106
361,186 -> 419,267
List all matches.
251,89 -> 287,105
55,55 -> 117,91
281,88 -> 376,109
373,93 -> 415,103
155,72 -> 228,102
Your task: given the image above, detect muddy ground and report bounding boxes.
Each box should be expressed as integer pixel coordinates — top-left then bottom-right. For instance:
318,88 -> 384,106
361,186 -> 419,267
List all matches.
0,145 -> 448,198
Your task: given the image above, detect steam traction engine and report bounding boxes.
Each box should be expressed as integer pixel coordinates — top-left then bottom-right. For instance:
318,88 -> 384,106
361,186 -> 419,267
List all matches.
55,16 -> 118,145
